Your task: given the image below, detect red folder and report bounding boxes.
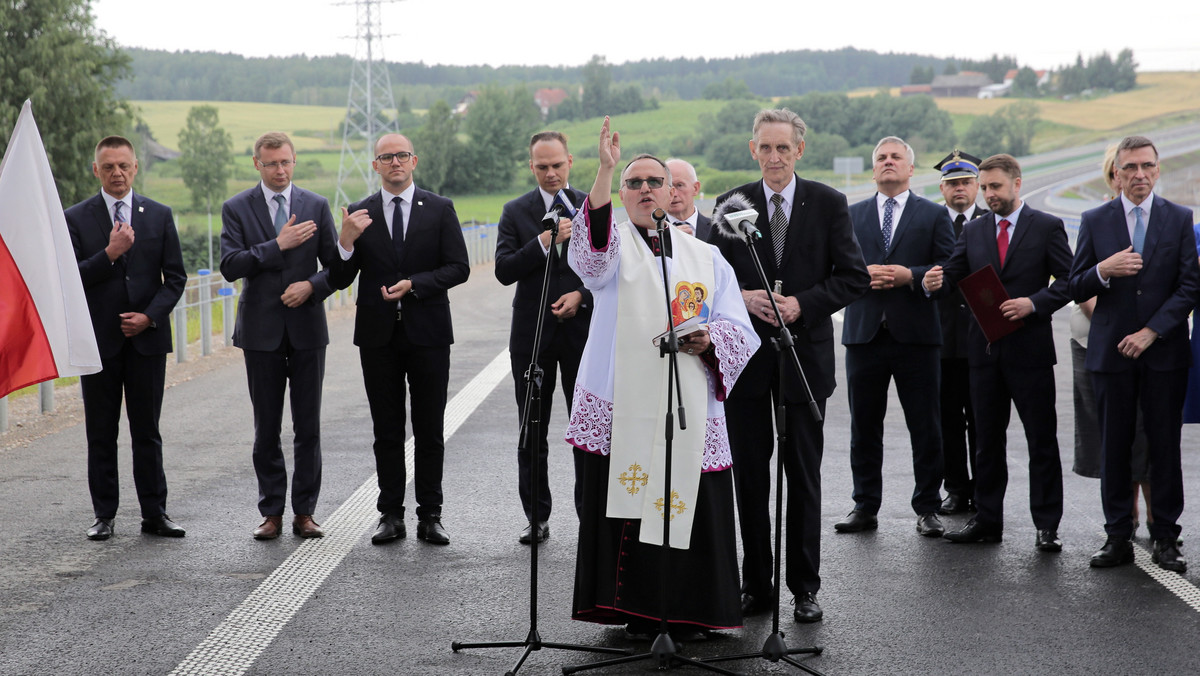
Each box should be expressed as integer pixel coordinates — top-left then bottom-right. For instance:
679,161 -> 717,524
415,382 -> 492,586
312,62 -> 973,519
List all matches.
958,264 -> 1022,343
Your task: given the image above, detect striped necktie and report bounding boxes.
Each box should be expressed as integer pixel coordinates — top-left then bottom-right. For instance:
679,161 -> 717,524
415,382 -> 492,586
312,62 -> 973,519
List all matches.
770,193 -> 787,266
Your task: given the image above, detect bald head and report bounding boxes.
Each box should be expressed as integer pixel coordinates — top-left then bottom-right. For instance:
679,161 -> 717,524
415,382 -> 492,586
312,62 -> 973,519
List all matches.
372,134 -> 418,193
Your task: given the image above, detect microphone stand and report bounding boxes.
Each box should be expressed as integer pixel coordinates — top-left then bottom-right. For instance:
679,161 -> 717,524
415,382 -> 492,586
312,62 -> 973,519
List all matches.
700,225 -> 826,676
565,213 -> 740,675
452,213 -> 629,675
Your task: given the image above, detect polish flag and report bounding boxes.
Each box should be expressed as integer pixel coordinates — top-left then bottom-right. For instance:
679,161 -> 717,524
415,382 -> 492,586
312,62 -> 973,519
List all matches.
0,101 -> 101,398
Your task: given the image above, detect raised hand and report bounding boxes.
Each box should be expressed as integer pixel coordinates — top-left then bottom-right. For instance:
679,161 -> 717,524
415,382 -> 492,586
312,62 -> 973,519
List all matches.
598,116 -> 620,170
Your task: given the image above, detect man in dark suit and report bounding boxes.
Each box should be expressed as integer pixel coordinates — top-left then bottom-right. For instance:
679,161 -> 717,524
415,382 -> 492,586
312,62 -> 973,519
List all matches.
933,150 -> 989,516
334,133 -> 470,546
220,132 -> 341,540
666,158 -> 711,240
710,108 -> 869,623
1069,135 -> 1198,573
494,130 -> 590,544
66,135 -> 187,541
837,136 -> 955,538
925,154 -> 1071,551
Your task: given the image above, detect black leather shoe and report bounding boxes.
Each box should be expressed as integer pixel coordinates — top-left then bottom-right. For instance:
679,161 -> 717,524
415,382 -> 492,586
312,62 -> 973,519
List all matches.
740,592 -> 772,616
518,521 -> 549,544
916,513 -> 945,537
87,518 -> 114,541
141,515 -> 185,537
793,592 -> 823,623
417,517 -> 450,545
371,513 -> 405,544
944,518 -> 1002,543
834,509 -> 878,533
938,494 -> 973,515
1036,529 -> 1062,552
1152,538 -> 1187,573
1090,537 -> 1134,567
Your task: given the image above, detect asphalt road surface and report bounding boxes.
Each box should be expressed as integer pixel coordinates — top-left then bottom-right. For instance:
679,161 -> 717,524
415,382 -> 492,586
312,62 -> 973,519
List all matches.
3,241 -> 1200,672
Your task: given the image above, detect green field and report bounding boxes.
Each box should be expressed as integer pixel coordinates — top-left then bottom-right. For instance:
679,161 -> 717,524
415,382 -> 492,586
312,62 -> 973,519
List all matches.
131,74 -> 1200,232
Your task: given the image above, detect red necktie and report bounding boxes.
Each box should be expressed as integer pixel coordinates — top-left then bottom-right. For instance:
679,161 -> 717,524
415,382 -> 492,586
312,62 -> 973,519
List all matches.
997,219 -> 1010,266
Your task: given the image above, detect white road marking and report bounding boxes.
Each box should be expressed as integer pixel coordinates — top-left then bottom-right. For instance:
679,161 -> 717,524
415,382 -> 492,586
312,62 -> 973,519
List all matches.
169,351 -> 511,676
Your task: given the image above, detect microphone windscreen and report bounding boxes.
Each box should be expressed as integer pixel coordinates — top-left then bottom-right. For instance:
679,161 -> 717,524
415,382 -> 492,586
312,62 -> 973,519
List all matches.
711,192 -> 755,239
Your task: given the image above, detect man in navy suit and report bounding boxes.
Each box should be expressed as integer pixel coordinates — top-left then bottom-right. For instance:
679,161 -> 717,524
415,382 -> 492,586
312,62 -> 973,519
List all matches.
495,131 -> 590,544
1069,135 -> 1198,573
221,132 -> 342,540
66,135 -> 187,541
838,136 -> 955,538
335,133 -> 470,546
925,154 -> 1072,551
666,158 -> 711,240
710,108 -> 869,623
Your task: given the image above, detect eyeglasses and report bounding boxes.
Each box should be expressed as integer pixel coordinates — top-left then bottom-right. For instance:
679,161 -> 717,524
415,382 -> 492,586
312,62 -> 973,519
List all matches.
376,152 -> 414,164
259,160 -> 295,169
1119,161 -> 1158,173
623,177 -> 665,190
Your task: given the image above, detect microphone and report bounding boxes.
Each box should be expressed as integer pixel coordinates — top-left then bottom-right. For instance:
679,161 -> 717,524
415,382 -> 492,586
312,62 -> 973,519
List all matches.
711,192 -> 762,240
541,202 -> 565,229
651,207 -> 668,227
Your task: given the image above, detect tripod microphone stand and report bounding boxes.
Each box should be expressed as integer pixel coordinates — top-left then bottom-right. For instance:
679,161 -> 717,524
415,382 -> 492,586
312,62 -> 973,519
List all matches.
701,228 -> 826,676
564,212 -> 740,675
452,213 -> 629,675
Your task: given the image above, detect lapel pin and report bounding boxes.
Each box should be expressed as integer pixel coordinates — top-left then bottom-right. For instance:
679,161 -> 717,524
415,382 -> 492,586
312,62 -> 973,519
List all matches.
417,201 -> 423,207
138,206 -> 144,213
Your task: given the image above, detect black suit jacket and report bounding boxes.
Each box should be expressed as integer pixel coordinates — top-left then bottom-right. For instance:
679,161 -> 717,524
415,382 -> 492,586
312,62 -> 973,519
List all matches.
332,187 -> 470,348
693,212 -> 713,242
1069,195 -> 1200,373
494,187 -> 591,357
939,205 -> 989,358
220,184 -> 341,352
843,191 -> 955,346
66,192 -> 186,359
942,205 -> 1072,367
711,175 -> 870,402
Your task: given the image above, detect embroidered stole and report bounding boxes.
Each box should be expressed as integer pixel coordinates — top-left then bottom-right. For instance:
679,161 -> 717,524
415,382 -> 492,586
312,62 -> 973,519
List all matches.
608,221 -> 714,549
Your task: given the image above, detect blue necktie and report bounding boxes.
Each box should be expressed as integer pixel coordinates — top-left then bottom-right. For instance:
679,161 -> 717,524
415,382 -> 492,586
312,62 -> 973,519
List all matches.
882,197 -> 896,251
1132,206 -> 1146,254
272,194 -> 288,234
113,201 -> 124,226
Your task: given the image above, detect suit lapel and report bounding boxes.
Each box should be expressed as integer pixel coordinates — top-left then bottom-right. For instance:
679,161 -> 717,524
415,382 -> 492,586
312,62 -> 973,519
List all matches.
888,190 -> 917,254
90,194 -> 112,242
859,195 -> 883,260
1140,195 -> 1165,265
1003,209 -> 1032,269
781,177 -> 807,270
250,185 -> 275,241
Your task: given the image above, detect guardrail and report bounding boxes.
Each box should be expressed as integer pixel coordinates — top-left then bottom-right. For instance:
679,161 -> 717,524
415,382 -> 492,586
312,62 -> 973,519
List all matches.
1,223 -> 498,433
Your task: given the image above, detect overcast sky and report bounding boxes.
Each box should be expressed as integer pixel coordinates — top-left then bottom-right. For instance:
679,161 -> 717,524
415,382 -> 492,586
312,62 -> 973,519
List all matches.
93,0 -> 1199,72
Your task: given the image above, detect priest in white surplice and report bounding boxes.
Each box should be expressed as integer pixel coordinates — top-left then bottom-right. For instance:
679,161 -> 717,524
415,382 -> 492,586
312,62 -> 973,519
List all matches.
565,117 -> 760,633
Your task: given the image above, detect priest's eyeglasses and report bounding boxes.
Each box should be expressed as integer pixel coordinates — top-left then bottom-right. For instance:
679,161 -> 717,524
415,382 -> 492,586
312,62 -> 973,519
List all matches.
623,177 -> 665,190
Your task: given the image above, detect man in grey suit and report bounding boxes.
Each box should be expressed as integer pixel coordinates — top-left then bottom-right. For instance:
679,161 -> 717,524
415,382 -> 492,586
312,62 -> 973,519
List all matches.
837,136 -> 955,538
666,158 -> 711,240
66,135 -> 187,541
220,131 -> 342,540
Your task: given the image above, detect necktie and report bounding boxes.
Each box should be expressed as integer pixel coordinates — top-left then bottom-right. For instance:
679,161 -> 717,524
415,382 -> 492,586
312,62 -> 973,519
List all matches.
997,219 -> 1011,266
391,196 -> 406,260
272,194 -> 288,234
1132,206 -> 1146,254
882,197 -> 896,251
770,193 -> 787,266
113,201 -> 124,226
953,213 -> 966,237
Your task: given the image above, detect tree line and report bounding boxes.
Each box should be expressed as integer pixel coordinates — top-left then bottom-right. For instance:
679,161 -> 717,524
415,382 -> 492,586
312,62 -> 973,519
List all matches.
118,46 -> 956,107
